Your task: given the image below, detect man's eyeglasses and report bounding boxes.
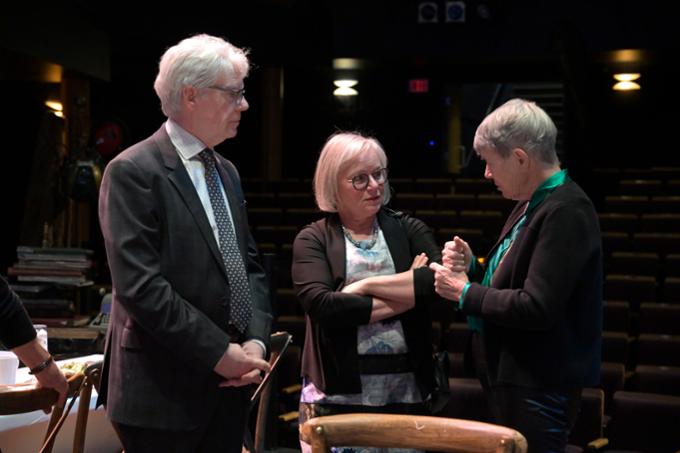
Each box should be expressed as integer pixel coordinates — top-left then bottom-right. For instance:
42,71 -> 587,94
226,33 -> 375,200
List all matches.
208,86 -> 246,105
347,168 -> 389,191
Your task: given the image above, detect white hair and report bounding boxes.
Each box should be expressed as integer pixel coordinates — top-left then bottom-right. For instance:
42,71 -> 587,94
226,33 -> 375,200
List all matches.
153,34 -> 250,118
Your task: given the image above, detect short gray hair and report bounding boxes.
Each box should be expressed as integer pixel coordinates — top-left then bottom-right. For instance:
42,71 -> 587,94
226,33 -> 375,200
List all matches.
474,98 -> 559,166
314,132 -> 391,213
154,34 -> 250,118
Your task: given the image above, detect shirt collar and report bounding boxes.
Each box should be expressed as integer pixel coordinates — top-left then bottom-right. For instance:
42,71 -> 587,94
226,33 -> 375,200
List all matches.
165,119 -> 209,160
526,169 -> 569,215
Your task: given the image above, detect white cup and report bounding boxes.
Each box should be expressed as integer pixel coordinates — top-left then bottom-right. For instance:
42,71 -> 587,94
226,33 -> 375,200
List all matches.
0,351 -> 20,385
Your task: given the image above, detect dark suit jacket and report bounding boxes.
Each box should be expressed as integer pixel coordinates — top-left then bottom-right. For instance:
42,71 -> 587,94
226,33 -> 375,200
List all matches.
464,180 -> 602,390
97,125 -> 272,430
292,209 -> 441,400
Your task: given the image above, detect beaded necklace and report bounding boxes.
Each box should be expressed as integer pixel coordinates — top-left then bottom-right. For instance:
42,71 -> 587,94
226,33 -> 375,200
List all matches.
342,220 -> 379,250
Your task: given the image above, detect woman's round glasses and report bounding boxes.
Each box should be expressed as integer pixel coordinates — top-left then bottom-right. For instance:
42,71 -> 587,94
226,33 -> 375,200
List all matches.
347,168 -> 388,191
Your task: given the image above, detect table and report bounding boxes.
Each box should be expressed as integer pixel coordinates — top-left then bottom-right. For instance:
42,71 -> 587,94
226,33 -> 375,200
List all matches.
0,354 -> 122,453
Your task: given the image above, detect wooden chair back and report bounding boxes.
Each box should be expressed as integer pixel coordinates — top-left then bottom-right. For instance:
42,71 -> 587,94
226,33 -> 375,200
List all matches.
0,371 -> 85,453
244,331 -> 293,452
300,413 -> 527,453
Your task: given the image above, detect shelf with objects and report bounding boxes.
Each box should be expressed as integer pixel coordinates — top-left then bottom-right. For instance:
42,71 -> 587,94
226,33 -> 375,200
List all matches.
6,246 -> 109,359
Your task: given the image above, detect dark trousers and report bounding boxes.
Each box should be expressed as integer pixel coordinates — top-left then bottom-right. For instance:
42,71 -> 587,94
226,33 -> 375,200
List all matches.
489,385 -> 581,453
469,332 -> 581,453
114,386 -> 250,453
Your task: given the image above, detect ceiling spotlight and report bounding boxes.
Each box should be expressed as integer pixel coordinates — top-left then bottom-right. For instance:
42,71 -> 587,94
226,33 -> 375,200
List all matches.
333,79 -> 358,96
45,99 -> 64,117
613,73 -> 641,91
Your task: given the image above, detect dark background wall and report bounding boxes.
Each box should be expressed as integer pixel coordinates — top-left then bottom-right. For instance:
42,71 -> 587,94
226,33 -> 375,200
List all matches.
2,0 -> 679,271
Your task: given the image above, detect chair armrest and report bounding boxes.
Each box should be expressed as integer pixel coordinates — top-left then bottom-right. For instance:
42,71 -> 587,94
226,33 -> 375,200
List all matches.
585,437 -> 609,452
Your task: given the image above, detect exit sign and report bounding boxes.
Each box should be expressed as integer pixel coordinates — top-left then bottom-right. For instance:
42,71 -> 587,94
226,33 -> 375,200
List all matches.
409,79 -> 429,93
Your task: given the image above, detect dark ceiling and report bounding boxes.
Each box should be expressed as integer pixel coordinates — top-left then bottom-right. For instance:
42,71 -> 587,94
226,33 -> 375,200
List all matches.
4,1 -> 677,83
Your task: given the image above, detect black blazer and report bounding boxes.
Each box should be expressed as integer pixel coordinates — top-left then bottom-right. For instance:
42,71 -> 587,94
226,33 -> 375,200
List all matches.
464,180 -> 602,390
292,209 -> 441,399
98,125 -> 272,430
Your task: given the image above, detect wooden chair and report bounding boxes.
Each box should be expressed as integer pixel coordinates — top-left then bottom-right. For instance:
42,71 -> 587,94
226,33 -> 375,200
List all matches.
0,369 -> 86,453
300,413 -> 527,453
244,331 -> 293,453
568,388 -> 608,451
71,361 -> 103,452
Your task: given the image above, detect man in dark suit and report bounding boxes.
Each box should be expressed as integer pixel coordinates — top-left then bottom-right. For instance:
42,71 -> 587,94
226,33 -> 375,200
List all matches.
430,99 -> 602,453
98,34 -> 272,453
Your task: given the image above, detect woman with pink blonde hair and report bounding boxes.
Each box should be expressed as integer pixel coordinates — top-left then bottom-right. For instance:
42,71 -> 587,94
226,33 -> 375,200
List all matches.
292,131 -> 446,452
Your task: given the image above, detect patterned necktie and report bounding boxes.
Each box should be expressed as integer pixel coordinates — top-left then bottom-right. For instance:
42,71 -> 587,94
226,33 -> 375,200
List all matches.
198,149 -> 252,332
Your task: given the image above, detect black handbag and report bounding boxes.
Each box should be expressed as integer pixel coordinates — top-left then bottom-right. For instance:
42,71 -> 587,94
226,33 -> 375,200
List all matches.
426,351 -> 451,414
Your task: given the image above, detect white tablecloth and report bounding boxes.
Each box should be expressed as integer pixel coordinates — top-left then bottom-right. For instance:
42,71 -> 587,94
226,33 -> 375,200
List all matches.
0,354 -> 122,453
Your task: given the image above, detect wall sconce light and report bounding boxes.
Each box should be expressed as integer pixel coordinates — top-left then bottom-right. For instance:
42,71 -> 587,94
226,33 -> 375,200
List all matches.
333,79 -> 358,96
45,99 -> 64,117
613,73 -> 641,91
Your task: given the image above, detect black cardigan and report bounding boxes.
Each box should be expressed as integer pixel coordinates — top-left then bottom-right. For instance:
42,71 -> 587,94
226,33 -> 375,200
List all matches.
0,275 -> 36,349
292,208 -> 442,397
464,180 -> 603,390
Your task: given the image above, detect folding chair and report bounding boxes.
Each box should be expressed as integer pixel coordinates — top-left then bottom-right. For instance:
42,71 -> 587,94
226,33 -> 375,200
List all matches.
619,179 -> 664,196
598,213 -> 639,235
440,377 -> 490,422
607,252 -> 659,277
434,193 -> 476,211
599,361 -> 627,413
567,388 -> 608,451
413,177 -> 454,194
476,194 -> 515,217
602,301 -> 631,334
630,364 -> 680,397
601,331 -> 633,366
607,391 -> 680,452
300,413 -> 527,453
603,196 -> 649,214
603,274 -> 656,311
636,333 -> 680,367
662,277 -> 680,302
666,254 -> 680,277
458,210 -> 504,237
454,178 -> 495,194
638,303 -> 680,335
392,193 -> 436,211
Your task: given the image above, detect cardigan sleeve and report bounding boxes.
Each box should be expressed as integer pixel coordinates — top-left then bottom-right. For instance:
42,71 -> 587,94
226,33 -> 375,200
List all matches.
462,196 -> 601,331
0,276 -> 37,349
399,214 -> 444,304
292,222 -> 373,327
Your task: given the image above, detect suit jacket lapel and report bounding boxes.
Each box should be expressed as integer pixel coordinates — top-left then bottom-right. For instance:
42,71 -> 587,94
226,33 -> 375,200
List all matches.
153,126 -> 228,278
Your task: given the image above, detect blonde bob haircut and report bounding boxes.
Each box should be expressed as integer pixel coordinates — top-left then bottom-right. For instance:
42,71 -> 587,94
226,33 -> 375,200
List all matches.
313,132 -> 391,213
